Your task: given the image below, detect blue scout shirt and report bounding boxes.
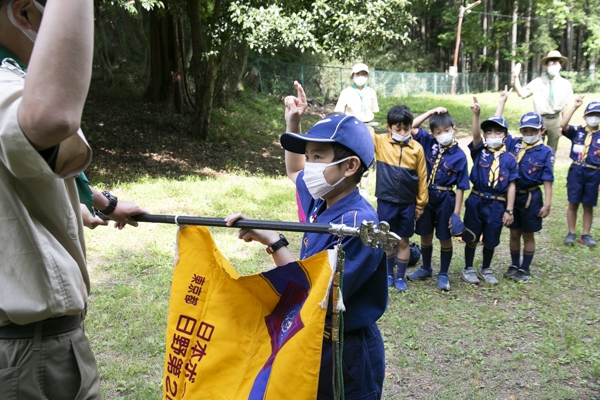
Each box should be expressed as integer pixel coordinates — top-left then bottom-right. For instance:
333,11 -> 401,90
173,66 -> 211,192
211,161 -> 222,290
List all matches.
564,125 -> 600,167
414,128 -> 470,192
296,170 -> 387,332
468,141 -> 519,195
515,141 -> 554,190
504,133 -> 523,156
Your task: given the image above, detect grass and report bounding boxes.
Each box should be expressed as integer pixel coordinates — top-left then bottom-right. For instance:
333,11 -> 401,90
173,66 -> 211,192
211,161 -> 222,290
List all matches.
83,87 -> 600,399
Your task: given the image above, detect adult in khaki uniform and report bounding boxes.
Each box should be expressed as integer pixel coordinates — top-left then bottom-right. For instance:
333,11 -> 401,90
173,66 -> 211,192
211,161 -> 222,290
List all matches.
0,1 -> 143,398
513,50 -> 574,154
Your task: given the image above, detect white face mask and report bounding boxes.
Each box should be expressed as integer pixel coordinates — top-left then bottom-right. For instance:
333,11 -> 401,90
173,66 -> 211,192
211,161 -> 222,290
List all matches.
546,65 -> 561,77
586,116 -> 600,127
522,134 -> 541,145
436,131 -> 454,147
392,132 -> 410,142
485,137 -> 504,149
7,0 -> 45,43
353,76 -> 368,87
303,157 -> 350,199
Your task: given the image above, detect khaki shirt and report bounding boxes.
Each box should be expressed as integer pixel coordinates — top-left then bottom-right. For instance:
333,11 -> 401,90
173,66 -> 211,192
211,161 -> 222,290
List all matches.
0,59 -> 91,326
519,74 -> 574,115
334,86 -> 379,123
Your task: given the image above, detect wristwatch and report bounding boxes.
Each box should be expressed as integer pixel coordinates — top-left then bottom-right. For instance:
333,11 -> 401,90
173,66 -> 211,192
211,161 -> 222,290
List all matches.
505,209 -> 514,215
100,191 -> 118,215
266,234 -> 289,254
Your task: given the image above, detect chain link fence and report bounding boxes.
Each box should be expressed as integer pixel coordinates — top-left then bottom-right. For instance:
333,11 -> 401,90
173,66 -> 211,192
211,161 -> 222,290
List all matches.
252,59 -> 600,99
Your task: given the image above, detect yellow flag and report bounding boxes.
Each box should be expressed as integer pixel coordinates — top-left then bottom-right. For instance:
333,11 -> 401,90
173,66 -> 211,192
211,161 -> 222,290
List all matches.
163,226 -> 334,400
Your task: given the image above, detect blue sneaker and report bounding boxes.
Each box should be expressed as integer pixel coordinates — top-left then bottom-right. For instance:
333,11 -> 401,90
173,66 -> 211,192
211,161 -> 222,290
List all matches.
387,275 -> 394,287
437,274 -> 450,291
407,267 -> 434,281
393,278 -> 408,292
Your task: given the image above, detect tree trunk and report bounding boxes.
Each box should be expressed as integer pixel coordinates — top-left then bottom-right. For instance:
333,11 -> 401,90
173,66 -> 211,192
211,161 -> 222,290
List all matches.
94,2 -> 113,84
523,0 -> 532,82
566,20 -> 573,70
510,0 -> 518,75
575,23 -> 583,71
214,41 -> 249,108
144,8 -> 194,114
187,0 -> 221,140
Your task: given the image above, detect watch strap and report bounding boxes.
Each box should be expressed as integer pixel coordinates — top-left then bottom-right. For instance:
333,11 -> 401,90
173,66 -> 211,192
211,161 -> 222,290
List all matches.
100,191 -> 118,215
266,234 -> 289,254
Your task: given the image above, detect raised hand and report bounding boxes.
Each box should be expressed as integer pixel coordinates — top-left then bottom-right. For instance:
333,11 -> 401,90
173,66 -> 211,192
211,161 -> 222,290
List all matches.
470,96 -> 480,116
512,63 -> 522,79
284,81 -> 309,132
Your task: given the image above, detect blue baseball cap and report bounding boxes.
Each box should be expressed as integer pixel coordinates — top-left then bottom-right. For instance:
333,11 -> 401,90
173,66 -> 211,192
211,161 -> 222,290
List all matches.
481,116 -> 509,132
450,213 -> 477,243
280,113 -> 374,167
519,112 -> 544,129
584,102 -> 600,115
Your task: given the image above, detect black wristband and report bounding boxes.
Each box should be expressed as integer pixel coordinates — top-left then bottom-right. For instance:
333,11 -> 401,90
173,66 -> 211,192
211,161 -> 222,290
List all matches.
266,234 -> 289,255
100,191 -> 118,215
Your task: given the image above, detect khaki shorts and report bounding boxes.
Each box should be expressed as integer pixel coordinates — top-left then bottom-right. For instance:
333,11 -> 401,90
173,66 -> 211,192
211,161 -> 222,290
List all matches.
0,326 -> 101,400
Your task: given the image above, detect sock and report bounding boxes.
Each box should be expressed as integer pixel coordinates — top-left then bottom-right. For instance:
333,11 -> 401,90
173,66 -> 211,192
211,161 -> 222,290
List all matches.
464,243 -> 477,269
482,246 -> 495,269
421,244 -> 433,270
395,258 -> 409,279
510,250 -> 521,268
387,256 -> 395,276
521,250 -> 534,272
439,247 -> 453,275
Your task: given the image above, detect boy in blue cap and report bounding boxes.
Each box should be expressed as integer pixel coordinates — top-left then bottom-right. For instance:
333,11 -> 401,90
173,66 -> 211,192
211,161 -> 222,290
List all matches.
560,97 -> 600,247
506,112 -> 554,282
227,81 -> 387,399
406,107 -> 470,291
372,105 -> 428,291
462,97 -> 519,285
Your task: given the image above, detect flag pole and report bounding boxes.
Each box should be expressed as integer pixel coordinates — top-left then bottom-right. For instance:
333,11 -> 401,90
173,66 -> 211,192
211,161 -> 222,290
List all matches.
121,214 -> 400,252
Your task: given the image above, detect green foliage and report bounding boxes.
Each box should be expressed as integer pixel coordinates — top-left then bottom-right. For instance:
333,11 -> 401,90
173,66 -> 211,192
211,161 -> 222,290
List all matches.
229,0 -> 414,61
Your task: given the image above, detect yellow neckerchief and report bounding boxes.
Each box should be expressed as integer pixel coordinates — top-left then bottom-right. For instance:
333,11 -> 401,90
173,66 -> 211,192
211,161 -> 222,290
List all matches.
581,125 -> 596,162
517,140 -> 543,163
486,144 -> 506,188
428,140 -> 457,186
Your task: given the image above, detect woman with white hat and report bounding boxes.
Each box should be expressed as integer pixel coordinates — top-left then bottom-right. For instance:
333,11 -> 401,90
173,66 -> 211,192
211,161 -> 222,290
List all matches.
334,63 -> 380,124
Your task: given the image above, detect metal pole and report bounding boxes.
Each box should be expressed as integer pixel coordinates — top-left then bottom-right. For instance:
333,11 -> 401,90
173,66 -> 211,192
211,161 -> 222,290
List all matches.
125,214 -> 400,252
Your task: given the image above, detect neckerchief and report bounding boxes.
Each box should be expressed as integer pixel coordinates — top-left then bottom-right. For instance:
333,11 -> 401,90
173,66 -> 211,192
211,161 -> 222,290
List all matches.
517,140 -> 543,163
351,83 -> 368,118
0,45 -> 25,70
428,140 -> 456,186
486,144 -> 506,188
581,127 -> 594,162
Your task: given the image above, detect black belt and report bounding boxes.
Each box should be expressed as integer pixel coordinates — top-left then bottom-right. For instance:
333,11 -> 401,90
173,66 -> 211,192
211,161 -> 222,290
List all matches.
471,189 -> 506,202
573,161 -> 600,170
0,313 -> 83,340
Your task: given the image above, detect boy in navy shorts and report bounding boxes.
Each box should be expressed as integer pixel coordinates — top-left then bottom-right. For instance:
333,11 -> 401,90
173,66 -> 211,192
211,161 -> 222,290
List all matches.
506,112 -> 554,282
373,105 -> 428,291
462,97 -> 519,285
560,97 -> 600,247
406,107 -> 470,291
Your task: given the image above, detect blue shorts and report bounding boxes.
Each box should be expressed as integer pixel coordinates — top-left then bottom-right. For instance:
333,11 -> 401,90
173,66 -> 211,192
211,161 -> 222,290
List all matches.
319,323 -> 384,400
377,199 -> 415,239
463,194 -> 505,248
415,190 -> 455,240
510,188 -> 543,233
567,164 -> 600,207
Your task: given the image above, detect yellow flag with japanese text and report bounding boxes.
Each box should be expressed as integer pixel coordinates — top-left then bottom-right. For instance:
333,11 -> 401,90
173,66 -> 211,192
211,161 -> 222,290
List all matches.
163,226 -> 334,400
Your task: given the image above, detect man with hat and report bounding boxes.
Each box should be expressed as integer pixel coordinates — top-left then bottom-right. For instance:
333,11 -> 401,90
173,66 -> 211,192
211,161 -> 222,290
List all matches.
512,50 -> 574,154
